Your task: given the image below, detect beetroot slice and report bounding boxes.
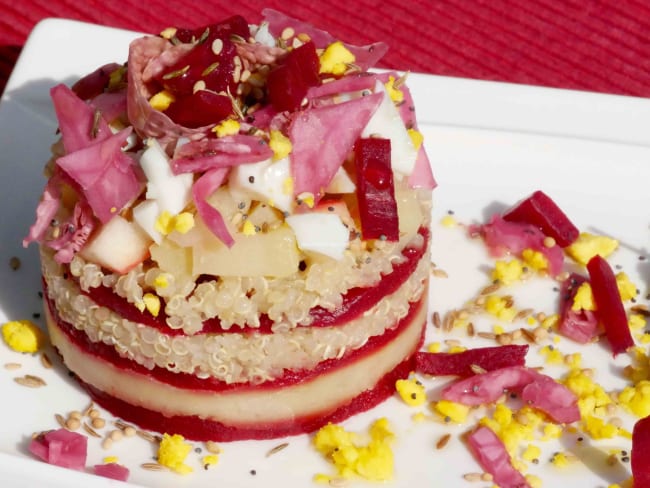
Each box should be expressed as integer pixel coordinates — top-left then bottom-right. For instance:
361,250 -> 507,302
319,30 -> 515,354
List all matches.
267,41 -> 320,112
93,463 -> 130,482
502,190 -> 579,247
558,273 -> 599,343
415,344 -> 528,377
164,91 -> 233,128
586,255 -> 634,356
29,429 -> 87,471
632,415 -> 650,487
353,138 -> 399,241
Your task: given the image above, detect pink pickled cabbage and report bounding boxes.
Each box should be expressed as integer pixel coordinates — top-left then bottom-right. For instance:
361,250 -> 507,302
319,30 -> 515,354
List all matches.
71,62 -> 121,100
306,73 -> 377,102
558,273 -> 599,343
468,426 -> 530,488
51,84 -> 112,153
56,127 -> 143,223
289,92 -> 382,199
632,415 -> 650,487
94,463 -> 130,482
262,9 -> 388,71
172,134 -> 273,174
22,176 -> 61,247
442,366 -> 580,424
193,168 -> 234,246
29,428 -> 87,471
47,200 -> 95,264
90,91 -> 127,125
127,35 -> 210,149
472,214 -> 564,277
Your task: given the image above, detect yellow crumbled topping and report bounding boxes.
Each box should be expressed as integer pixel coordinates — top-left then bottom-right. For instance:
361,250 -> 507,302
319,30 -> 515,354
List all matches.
212,119 -> 240,137
269,130 -> 292,160
618,380 -> 650,418
492,259 -> 524,286
564,352 -> 582,369
440,215 -> 457,227
539,345 -> 563,365
242,220 -> 257,236
433,400 -> 469,424
160,27 -> 177,39
427,342 -> 442,353
297,192 -> 315,208
149,90 -> 176,111
2,320 -> 43,353
173,212 -> 195,234
154,273 -> 171,289
155,211 -> 174,235
480,405 -> 543,456
202,454 -> 219,467
448,345 -> 467,353
313,418 -> 394,481
411,412 -> 427,423
103,456 -> 119,463
282,176 -> 294,195
319,41 -> 355,75
624,347 -> 650,384
571,282 -> 595,311
142,293 -> 161,317
541,423 -> 563,441
493,324 -> 505,335
629,314 -> 646,330
526,474 -> 543,488
521,248 -> 549,273
616,272 -> 637,301
155,211 -> 195,235
522,444 -> 541,462
407,128 -> 423,150
566,233 -> 619,266
550,452 -> 570,468
563,368 -> 613,419
484,295 -> 516,322
135,301 -> 146,313
582,415 -> 619,439
541,314 -> 559,330
157,433 -> 193,474
395,377 -> 426,406
384,76 -> 404,103
526,316 -> 537,326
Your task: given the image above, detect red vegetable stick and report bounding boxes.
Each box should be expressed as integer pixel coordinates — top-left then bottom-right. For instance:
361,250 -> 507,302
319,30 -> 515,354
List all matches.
586,255 -> 634,356
502,190 -> 579,247
632,415 -> 650,488
415,344 -> 528,376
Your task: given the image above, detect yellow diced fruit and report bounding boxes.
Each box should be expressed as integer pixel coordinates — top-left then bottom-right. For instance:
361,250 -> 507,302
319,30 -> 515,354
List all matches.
395,378 -> 426,406
142,293 -> 161,317
157,433 -> 193,474
541,314 -> 559,330
212,119 -> 240,137
2,320 -> 43,353
269,130 -> 292,160
149,90 -> 176,111
384,76 -> 404,103
407,128 -> 423,150
571,282 -> 595,311
492,259 -> 524,286
319,41 -> 355,75
616,272 -> 637,301
521,248 -> 549,272
433,400 -> 469,423
566,232 -> 619,266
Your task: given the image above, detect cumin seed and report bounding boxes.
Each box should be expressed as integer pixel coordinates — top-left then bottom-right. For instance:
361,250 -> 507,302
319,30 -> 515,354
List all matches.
266,442 -> 289,457
432,311 -> 441,328
436,433 -> 451,449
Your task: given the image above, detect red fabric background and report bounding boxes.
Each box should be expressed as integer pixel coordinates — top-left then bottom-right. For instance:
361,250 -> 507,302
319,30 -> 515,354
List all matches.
1,0 -> 649,98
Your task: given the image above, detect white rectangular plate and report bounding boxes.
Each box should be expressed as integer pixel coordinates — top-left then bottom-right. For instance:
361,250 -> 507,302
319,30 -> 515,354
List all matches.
1,18 -> 650,488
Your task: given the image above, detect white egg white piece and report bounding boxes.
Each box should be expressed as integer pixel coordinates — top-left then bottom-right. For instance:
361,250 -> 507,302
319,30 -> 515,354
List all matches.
361,80 -> 417,176
229,156 -> 293,213
285,213 -> 349,260
325,166 -> 356,194
132,199 -> 163,244
139,138 -> 193,215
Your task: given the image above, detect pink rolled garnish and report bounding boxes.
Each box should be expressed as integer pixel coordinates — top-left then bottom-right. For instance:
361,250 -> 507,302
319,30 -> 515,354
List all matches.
468,426 -> 530,488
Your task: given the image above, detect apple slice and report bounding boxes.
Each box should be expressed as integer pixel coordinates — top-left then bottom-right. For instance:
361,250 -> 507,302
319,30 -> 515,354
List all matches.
80,216 -> 152,274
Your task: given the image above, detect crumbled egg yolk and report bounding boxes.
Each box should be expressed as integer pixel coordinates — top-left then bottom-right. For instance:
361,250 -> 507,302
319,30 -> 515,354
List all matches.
526,474 -> 543,488
212,119 -> 240,137
427,342 -> 442,353
521,248 -> 549,273
269,130 -> 292,160
484,295 -> 516,322
440,215 -> 457,227
395,377 -> 426,406
563,368 -> 613,419
384,76 -> 404,103
550,452 -> 571,468
154,273 -> 171,289
157,433 -> 193,474
582,415 -> 620,439
142,293 -> 161,317
319,41 -> 355,75
566,232 -> 619,266
103,456 -> 119,463
618,380 -> 650,418
149,90 -> 176,111
624,347 -> 650,384
522,444 -> 541,462
313,418 -> 394,481
202,454 -> 219,467
433,400 -> 469,424
242,220 -> 257,236
480,405 -> 543,456
571,282 -> 595,311
541,423 -> 563,441
2,320 -> 43,353
155,211 -> 195,235
615,272 -> 637,301
492,259 -> 524,286
539,345 -> 564,365
407,128 -> 423,150
541,314 -> 559,330
629,313 -> 646,330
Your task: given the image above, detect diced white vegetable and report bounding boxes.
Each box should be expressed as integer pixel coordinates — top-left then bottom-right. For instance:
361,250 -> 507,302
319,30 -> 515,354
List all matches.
325,167 -> 356,194
132,199 -> 163,244
229,157 -> 293,212
285,213 -> 349,260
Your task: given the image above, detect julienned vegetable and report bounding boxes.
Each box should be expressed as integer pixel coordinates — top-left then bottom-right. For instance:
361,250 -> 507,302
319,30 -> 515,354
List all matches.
468,426 -> 530,488
502,190 -> 579,248
415,344 -> 529,377
632,415 -> 650,487
586,255 -> 634,356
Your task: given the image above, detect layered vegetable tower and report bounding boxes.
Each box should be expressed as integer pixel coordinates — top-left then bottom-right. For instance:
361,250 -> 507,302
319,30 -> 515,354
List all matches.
24,10 -> 436,441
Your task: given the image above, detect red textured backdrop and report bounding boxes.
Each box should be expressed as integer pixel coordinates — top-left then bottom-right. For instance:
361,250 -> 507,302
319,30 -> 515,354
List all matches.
1,0 -> 649,98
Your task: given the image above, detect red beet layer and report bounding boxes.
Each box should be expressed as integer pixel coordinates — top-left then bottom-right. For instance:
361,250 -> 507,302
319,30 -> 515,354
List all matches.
71,228 -> 429,336
47,293 -> 425,392
75,352 -> 416,441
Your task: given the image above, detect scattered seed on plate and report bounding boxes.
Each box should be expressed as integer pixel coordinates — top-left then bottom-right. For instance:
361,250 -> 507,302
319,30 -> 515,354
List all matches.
92,417 -> 106,429
266,442 -> 289,457
463,472 -> 483,482
432,311 -> 441,328
65,417 -> 80,431
136,430 -> 158,443
83,422 -> 101,438
432,268 -> 448,278
205,440 -> 221,454
40,352 -> 52,369
9,256 -> 21,270
4,362 -> 21,370
55,413 -> 66,428
436,433 -> 451,449
141,462 -> 167,472
15,374 -> 46,388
